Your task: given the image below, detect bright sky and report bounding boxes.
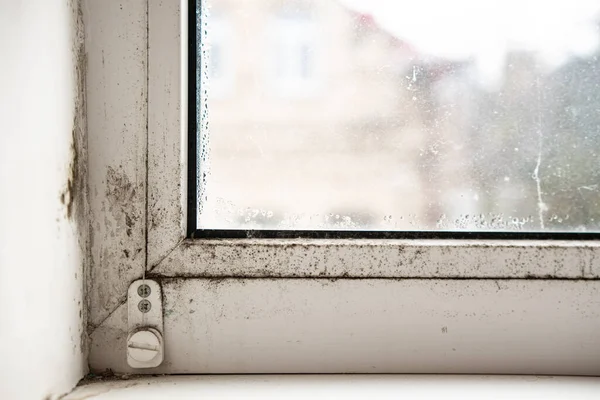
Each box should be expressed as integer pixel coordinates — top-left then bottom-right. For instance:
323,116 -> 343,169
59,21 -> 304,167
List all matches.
339,0 -> 600,67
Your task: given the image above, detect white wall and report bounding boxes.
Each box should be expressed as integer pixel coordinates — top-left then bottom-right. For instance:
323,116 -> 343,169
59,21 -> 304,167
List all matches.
0,1 -> 88,399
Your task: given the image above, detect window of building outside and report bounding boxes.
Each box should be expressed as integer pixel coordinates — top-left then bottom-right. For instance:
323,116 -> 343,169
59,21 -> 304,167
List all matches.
268,11 -> 318,95
197,0 -> 600,235
206,12 -> 233,97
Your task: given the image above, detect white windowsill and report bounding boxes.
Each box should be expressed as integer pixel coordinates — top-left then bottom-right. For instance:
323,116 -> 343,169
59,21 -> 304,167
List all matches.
65,375 -> 600,399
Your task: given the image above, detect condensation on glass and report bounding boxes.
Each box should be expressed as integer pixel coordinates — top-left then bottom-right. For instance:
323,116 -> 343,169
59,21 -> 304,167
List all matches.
197,0 -> 600,232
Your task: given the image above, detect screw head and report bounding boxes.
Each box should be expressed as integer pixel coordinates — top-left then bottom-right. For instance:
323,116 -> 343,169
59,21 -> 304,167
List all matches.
138,299 -> 152,313
127,330 -> 160,363
137,284 -> 151,298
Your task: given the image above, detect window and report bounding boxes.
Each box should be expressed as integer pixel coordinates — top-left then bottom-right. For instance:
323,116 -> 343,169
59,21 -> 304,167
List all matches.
87,0 -> 600,376
196,0 -> 600,234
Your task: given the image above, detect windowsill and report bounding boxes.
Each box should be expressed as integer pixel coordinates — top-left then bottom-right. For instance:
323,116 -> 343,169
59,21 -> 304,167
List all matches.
65,375 -> 600,399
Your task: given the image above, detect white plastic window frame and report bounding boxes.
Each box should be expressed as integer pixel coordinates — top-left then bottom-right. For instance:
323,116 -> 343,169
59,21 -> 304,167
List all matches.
115,0 -> 600,375
148,0 -> 600,278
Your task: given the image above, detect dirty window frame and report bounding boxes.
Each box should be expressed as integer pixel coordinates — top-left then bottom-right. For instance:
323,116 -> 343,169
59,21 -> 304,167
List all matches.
143,0 -> 600,278
128,0 -> 600,375
84,0 -> 600,376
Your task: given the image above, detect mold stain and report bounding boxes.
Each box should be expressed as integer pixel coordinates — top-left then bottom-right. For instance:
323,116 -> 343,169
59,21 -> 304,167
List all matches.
105,166 -> 141,239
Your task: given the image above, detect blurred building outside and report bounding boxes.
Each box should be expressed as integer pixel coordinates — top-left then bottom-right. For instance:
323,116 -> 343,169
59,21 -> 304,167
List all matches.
199,0 -> 600,232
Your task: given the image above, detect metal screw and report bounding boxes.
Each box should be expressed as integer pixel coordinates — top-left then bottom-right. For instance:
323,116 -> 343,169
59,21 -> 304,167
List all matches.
137,284 -> 151,298
138,299 -> 152,313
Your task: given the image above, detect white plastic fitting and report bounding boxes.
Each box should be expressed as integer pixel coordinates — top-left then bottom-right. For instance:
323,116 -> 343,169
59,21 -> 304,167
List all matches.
127,329 -> 163,366
127,280 -> 164,368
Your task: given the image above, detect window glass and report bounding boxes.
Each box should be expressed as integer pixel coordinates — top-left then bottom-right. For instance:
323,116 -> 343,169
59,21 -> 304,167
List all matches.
198,0 -> 600,232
